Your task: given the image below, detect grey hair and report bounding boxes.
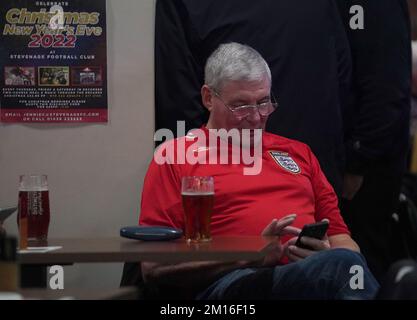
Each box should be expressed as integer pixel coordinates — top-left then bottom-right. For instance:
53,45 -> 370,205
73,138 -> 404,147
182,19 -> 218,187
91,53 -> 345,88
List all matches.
204,42 -> 272,92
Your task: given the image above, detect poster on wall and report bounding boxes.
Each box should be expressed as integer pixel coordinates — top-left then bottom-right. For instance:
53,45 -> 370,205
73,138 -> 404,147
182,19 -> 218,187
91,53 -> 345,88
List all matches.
0,0 -> 107,123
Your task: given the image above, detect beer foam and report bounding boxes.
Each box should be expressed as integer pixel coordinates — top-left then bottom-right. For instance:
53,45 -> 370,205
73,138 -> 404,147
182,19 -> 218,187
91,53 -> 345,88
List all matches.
181,192 -> 214,196
19,187 -> 48,191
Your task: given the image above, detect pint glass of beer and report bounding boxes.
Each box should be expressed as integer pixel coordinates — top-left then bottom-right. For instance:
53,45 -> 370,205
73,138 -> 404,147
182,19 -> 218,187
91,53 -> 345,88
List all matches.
17,175 -> 50,248
181,176 -> 214,243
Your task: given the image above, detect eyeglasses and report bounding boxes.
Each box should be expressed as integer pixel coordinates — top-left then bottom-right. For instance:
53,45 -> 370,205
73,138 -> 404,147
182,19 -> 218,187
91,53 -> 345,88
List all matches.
211,88 -> 278,119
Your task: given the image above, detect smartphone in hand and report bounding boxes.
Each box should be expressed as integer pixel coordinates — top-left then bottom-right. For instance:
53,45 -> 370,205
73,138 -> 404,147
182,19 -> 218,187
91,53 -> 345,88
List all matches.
295,220 -> 329,250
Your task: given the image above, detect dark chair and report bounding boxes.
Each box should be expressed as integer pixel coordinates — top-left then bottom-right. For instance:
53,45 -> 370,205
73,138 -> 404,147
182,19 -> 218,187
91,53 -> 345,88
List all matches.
376,259 -> 417,299
119,262 -> 199,299
120,262 -> 146,299
120,263 -> 143,286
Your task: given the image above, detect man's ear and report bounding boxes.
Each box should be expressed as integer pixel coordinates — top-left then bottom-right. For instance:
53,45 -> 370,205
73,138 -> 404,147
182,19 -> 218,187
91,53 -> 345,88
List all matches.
201,85 -> 214,112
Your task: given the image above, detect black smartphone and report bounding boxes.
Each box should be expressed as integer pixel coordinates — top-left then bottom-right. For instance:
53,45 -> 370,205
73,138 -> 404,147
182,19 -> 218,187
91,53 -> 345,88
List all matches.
295,220 -> 329,250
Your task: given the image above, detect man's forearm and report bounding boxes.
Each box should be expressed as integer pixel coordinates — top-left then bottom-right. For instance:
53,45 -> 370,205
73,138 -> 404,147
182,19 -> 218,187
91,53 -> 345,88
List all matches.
329,234 -> 360,252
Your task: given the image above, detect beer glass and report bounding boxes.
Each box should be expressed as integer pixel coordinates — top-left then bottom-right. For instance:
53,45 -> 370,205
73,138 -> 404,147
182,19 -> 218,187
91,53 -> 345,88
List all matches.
17,175 -> 50,248
181,176 -> 214,243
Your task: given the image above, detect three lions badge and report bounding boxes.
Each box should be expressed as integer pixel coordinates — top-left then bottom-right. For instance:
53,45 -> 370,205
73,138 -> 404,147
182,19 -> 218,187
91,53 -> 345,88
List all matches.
269,151 -> 301,174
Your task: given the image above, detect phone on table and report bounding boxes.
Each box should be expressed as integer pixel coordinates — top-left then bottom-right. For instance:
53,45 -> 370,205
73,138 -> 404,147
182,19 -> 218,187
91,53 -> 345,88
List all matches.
120,226 -> 183,241
295,220 -> 329,250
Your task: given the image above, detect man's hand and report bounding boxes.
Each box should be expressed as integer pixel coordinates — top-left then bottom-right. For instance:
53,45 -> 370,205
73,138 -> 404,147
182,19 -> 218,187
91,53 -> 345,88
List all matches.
260,214 -> 300,267
261,213 -> 300,237
342,173 -> 364,200
284,234 -> 331,262
283,218 -> 331,262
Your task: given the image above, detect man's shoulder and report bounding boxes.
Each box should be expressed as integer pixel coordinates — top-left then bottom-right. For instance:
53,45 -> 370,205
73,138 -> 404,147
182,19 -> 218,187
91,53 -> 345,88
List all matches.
157,128 -> 206,148
152,128 -> 208,165
263,131 -> 311,153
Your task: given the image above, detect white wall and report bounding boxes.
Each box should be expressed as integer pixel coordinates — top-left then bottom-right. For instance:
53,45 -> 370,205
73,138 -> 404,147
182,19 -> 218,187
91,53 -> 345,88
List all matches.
0,0 -> 155,289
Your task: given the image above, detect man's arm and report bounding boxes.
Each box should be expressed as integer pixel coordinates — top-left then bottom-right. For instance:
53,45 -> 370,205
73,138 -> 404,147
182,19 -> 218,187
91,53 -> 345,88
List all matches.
285,232 -> 360,262
328,233 -> 360,252
141,215 -> 299,296
283,146 -> 360,261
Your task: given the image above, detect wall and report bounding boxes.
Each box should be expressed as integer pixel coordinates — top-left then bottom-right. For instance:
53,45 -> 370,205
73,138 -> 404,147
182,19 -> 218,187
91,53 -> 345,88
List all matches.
0,0 -> 155,289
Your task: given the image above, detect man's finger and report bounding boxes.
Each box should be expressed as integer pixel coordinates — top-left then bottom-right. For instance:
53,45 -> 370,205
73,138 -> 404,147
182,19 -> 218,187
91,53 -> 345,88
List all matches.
280,213 -> 297,220
262,214 -> 297,236
280,226 -> 301,236
283,238 -> 297,261
287,250 -> 303,262
289,245 -> 315,258
286,237 -> 298,246
275,216 -> 296,233
300,237 -> 330,251
261,219 -> 277,236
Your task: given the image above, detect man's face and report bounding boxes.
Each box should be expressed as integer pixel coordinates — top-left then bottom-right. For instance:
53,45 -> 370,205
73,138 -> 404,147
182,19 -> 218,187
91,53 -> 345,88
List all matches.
202,77 -> 272,135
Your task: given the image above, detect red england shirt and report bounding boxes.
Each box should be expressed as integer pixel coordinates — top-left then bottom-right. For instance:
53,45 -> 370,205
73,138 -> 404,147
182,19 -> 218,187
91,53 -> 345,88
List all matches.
140,126 -> 349,245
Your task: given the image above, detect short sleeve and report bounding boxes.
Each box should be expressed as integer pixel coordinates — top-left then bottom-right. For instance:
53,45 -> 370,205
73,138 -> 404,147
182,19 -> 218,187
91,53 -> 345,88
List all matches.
307,146 -> 350,236
139,158 -> 184,229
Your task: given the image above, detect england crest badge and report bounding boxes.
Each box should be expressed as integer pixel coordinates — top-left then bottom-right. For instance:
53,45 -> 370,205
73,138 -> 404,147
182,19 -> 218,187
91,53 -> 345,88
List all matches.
269,151 -> 301,174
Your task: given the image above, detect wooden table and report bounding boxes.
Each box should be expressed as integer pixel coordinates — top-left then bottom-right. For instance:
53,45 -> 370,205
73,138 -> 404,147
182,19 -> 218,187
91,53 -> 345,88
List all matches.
18,236 -> 270,264
17,236 -> 271,288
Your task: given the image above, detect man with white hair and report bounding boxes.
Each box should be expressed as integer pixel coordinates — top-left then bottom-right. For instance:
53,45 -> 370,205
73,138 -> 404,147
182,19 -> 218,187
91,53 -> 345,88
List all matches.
155,0 -> 351,197
139,43 -> 379,300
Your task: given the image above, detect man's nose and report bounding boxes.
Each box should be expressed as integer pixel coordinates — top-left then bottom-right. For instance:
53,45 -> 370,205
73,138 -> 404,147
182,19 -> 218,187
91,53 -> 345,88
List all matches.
246,107 -> 261,123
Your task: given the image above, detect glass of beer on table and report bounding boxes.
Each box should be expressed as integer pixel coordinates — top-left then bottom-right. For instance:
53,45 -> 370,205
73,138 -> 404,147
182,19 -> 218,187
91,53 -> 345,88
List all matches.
17,175 -> 50,249
181,176 -> 214,243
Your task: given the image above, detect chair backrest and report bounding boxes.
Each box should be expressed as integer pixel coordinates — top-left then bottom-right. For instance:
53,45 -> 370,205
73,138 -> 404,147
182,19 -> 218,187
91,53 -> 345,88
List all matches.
119,262 -> 146,299
119,262 -> 198,299
376,259 -> 417,299
120,262 -> 144,287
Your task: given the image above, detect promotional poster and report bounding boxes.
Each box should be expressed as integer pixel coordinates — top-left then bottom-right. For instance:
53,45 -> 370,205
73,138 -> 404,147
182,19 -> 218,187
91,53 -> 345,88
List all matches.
0,0 -> 107,123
